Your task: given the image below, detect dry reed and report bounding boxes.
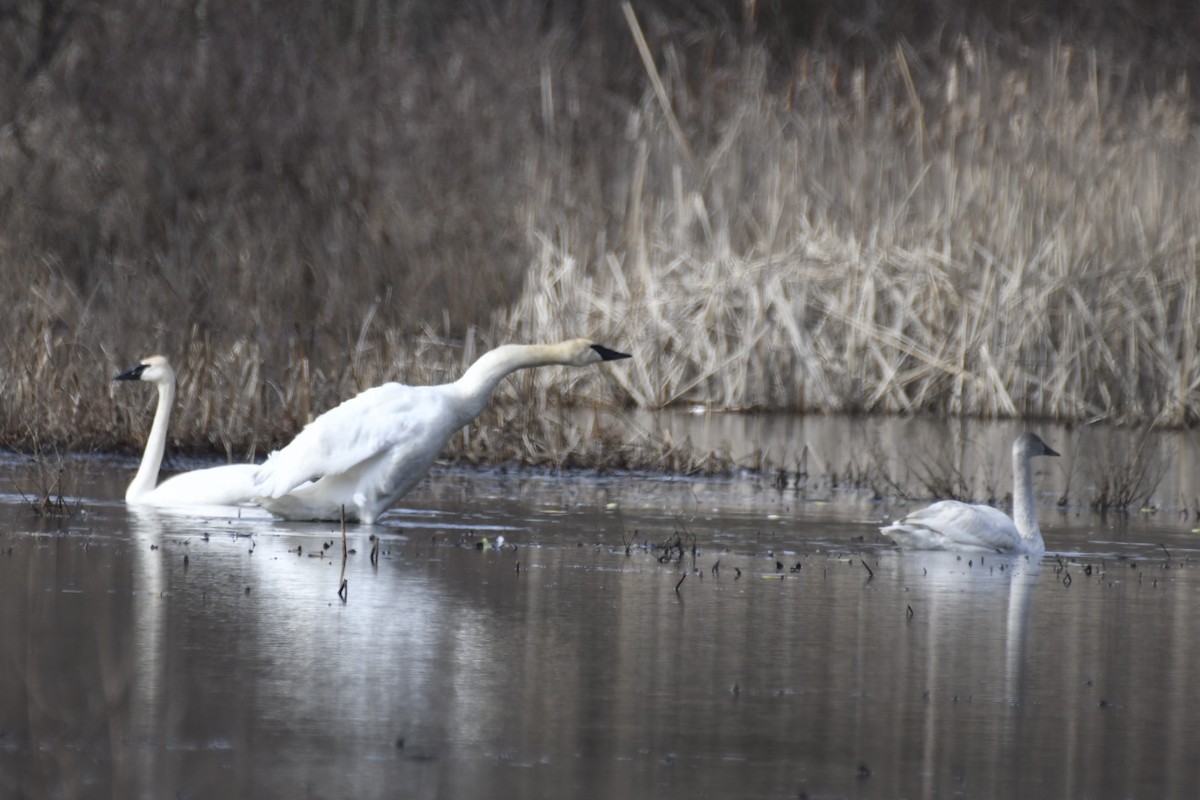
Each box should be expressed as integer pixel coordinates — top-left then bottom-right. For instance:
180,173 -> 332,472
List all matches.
1,3 -> 1198,471
504,38 -> 1200,427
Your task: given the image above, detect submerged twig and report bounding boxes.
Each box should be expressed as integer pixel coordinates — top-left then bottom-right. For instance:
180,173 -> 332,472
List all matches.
338,505 -> 349,599
615,509 -> 634,556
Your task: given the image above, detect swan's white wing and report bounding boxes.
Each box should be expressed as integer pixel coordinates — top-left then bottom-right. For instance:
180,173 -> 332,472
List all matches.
254,383 -> 446,499
882,500 -> 1022,553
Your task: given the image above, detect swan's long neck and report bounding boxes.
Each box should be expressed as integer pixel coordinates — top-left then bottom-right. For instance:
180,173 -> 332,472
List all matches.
1011,443 -> 1040,545
451,344 -> 568,423
126,378 -> 174,502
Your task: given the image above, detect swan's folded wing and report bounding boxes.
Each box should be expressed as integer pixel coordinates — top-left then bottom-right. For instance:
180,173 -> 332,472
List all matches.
883,500 -> 1019,552
254,383 -> 438,499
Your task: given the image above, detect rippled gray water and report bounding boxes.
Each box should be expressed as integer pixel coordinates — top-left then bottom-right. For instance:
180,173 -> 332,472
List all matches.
2,416 -> 1199,799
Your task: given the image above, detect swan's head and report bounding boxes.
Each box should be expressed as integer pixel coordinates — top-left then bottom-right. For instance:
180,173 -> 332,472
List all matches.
114,354 -> 174,386
558,338 -> 632,367
1015,432 -> 1059,459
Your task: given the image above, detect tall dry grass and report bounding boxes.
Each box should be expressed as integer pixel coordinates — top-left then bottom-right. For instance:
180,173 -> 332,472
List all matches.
506,36 -> 1200,427
1,2 -> 1199,469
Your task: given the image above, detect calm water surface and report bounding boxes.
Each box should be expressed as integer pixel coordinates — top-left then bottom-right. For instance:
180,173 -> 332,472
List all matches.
2,417 -> 1200,799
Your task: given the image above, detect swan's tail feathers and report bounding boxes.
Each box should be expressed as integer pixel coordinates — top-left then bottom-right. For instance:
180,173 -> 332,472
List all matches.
253,474 -> 312,500
881,521 -> 948,551
881,522 -> 916,548
252,453 -> 320,500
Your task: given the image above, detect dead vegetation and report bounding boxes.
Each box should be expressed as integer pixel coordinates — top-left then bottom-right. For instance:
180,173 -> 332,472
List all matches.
1,2 -> 1198,469
1087,427 -> 1167,512
9,435 -> 78,517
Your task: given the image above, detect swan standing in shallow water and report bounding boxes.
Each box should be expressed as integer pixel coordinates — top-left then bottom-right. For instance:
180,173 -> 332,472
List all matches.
253,338 -> 631,523
881,432 -> 1059,554
115,356 -> 260,506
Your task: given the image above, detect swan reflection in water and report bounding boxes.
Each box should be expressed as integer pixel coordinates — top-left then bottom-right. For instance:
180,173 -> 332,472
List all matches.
886,549 -> 1041,796
121,504 -> 504,790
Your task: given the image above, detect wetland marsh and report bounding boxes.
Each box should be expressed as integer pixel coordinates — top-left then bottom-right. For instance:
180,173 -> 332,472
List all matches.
2,416 -> 1199,799
3,3 -> 1200,797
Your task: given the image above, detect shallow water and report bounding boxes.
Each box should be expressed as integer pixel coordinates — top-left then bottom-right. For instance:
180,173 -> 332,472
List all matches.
2,425 -> 1200,799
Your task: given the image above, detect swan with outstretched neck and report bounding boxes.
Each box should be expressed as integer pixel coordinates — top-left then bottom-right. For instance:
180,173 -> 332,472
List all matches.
115,355 -> 259,506
253,338 -> 631,523
880,432 -> 1059,554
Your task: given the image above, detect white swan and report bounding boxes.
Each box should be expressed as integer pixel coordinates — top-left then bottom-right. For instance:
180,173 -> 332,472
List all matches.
252,338 -> 631,523
115,356 -> 260,506
880,432 -> 1059,554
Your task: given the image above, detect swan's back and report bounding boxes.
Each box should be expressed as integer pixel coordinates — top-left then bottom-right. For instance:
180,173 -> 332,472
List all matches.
139,463 -> 262,507
254,382 -> 454,499
882,500 -> 1034,553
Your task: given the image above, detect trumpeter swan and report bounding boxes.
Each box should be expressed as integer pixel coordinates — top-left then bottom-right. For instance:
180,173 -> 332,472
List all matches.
115,356 -> 260,506
880,432 -> 1059,554
253,338 -> 631,523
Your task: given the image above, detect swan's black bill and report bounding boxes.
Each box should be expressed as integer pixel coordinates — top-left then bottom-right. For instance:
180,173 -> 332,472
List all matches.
591,344 -> 632,361
114,364 -> 148,381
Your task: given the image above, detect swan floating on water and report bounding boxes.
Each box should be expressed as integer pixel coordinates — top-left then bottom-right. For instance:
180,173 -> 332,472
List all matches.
252,338 -> 631,523
880,432 -> 1059,554
115,356 -> 260,506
